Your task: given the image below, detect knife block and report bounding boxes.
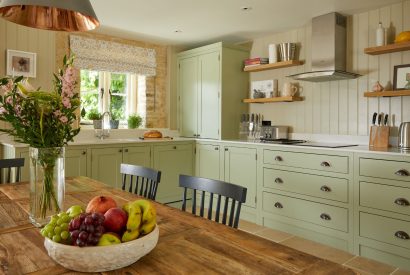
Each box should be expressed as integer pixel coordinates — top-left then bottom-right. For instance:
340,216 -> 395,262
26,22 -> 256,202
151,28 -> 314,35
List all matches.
369,126 -> 390,148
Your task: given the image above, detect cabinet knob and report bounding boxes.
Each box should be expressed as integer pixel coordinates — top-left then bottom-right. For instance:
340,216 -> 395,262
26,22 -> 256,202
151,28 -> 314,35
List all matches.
119,149 -> 123,153
320,213 -> 331,220
274,202 -> 283,209
82,151 -> 86,155
214,147 -> 219,151
225,148 -> 228,151
394,198 -> 410,206
395,169 -> 409,177
274,156 -> 283,161
124,149 -> 129,153
320,161 -> 331,167
274,178 -> 283,184
320,185 -> 331,192
394,231 -> 410,240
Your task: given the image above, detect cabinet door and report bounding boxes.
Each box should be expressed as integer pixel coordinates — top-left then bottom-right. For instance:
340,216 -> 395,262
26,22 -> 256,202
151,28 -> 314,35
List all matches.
179,57 -> 198,137
65,148 -> 87,177
198,51 -> 220,139
91,147 -> 122,188
153,144 -> 194,203
224,146 -> 257,208
122,146 -> 151,167
196,144 -> 221,180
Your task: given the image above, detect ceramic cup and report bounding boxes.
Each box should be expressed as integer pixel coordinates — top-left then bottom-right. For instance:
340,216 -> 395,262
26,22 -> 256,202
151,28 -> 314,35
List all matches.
281,82 -> 298,97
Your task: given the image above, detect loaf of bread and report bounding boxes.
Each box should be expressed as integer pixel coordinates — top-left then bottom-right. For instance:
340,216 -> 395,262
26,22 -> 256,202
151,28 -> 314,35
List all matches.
143,130 -> 163,138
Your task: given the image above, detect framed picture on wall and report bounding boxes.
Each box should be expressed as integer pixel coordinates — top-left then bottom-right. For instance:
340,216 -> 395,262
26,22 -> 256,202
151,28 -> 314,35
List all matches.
251,79 -> 278,98
6,50 -> 37,78
393,64 -> 410,90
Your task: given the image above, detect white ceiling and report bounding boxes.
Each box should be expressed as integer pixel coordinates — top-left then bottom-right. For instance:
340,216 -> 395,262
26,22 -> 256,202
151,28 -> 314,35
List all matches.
90,0 -> 402,47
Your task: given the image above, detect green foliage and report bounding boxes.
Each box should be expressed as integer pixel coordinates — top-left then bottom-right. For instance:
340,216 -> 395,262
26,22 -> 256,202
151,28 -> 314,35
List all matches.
127,114 -> 142,129
0,55 -> 81,148
86,108 -> 101,120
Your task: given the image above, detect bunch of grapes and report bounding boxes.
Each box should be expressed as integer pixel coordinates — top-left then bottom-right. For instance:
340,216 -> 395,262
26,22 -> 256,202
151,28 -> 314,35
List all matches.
40,212 -> 72,244
69,212 -> 105,247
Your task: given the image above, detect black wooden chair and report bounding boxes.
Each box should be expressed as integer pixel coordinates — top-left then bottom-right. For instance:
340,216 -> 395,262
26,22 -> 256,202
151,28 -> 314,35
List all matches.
0,158 -> 25,184
179,174 -> 247,229
120,163 -> 161,200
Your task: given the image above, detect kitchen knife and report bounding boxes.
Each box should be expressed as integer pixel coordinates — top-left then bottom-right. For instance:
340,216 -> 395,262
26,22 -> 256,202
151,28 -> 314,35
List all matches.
377,113 -> 383,126
384,114 -> 388,126
254,114 -> 259,137
249,113 -> 254,136
372,112 -> 377,125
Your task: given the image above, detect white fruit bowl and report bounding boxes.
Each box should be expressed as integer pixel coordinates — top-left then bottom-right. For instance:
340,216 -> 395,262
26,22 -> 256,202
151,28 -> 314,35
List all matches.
44,225 -> 159,272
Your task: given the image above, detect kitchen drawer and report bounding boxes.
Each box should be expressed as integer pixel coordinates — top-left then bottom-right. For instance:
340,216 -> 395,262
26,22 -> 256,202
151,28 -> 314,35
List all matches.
262,192 -> 348,232
360,212 -> 410,250
359,158 -> 410,182
263,168 -> 348,202
264,150 -> 349,174
360,182 -> 410,216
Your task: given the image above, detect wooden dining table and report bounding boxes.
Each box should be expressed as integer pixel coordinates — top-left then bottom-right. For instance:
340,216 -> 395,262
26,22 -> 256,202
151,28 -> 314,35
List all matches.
0,176 -> 358,274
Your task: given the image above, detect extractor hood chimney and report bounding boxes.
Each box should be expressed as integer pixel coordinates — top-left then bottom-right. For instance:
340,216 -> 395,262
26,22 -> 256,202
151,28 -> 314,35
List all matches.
288,12 -> 360,82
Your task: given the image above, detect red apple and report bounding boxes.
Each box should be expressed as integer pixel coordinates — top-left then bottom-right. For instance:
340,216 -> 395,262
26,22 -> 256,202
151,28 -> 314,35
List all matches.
86,196 -> 117,214
103,207 -> 128,233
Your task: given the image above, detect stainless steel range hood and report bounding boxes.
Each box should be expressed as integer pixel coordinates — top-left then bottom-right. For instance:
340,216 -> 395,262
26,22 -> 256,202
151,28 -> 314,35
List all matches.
289,12 -> 360,82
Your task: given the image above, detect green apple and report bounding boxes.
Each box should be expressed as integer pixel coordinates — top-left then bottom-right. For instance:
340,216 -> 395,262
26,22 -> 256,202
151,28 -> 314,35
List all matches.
66,205 -> 84,218
97,233 -> 121,246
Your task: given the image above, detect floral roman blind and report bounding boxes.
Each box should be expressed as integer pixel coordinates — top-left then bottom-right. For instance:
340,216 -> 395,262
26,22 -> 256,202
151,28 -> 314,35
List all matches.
69,35 -> 156,76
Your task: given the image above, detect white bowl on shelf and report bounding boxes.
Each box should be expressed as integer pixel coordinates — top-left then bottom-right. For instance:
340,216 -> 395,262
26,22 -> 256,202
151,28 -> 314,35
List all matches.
44,225 -> 159,272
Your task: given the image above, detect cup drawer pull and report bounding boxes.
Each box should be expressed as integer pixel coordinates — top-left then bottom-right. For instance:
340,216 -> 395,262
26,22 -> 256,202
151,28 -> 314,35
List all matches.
394,198 -> 410,206
275,156 -> 283,162
320,161 -> 331,167
320,185 -> 331,192
274,202 -> 283,209
320,213 -> 331,220
394,231 -> 410,240
395,169 -> 409,176
274,178 -> 283,184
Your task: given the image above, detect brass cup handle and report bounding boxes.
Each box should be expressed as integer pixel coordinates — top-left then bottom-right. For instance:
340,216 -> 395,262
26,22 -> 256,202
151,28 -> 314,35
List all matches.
274,178 -> 283,184
214,147 -> 219,151
119,149 -> 123,153
320,185 -> 331,192
275,156 -> 283,161
82,151 -> 86,155
394,198 -> 410,206
320,161 -> 331,167
124,149 -> 129,153
274,202 -> 283,209
173,146 -> 177,149
394,231 -> 410,240
320,213 -> 331,220
395,169 -> 409,177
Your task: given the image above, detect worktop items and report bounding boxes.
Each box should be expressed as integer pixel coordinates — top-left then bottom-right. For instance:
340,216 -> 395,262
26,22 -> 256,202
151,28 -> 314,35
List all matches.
281,82 -> 298,97
399,122 -> 410,150
239,113 -> 262,140
268,44 -> 278,63
369,112 -> 390,148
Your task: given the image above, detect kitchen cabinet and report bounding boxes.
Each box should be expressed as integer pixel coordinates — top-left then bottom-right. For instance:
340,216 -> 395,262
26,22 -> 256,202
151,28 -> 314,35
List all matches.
178,42 -> 249,140
195,143 -> 221,180
153,143 -> 194,204
354,153 -> 410,270
90,145 -> 150,189
65,148 -> 87,177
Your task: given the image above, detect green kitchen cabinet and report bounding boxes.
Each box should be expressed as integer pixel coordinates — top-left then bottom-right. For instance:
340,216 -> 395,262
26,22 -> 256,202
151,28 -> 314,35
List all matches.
153,143 -> 194,204
223,146 -> 257,208
178,42 -> 249,140
90,145 -> 151,189
65,147 -> 87,177
195,143 -> 221,180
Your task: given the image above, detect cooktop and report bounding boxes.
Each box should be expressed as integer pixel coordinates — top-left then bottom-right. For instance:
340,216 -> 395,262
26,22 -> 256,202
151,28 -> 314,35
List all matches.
259,139 -> 358,148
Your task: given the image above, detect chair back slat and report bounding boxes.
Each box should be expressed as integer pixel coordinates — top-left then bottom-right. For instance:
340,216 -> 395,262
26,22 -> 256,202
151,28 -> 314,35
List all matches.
222,197 -> 229,225
228,200 -> 236,227
207,193 -> 213,220
182,187 -> 187,211
120,164 -> 161,201
192,189 -> 197,215
0,158 -> 25,184
200,190 -> 205,217
233,202 -> 242,228
215,194 -> 222,223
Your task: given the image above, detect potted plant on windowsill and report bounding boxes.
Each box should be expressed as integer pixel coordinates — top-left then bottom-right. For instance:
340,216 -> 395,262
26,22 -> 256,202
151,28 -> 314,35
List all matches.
127,114 -> 142,129
87,109 -> 102,129
109,111 -> 121,129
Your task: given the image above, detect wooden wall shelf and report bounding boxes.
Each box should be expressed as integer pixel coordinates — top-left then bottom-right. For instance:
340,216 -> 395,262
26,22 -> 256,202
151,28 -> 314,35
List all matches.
243,60 -> 304,72
243,96 -> 303,103
364,42 -> 410,55
364,90 -> 410,97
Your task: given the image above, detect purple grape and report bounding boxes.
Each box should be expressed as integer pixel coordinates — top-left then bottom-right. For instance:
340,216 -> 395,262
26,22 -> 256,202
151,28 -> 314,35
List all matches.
94,231 -> 102,238
69,218 -> 81,230
91,212 -> 101,220
70,229 -> 80,240
95,225 -> 105,234
84,216 -> 93,225
86,224 -> 95,233
79,231 -> 89,241
79,213 -> 87,221
76,238 -> 85,247
79,223 -> 87,231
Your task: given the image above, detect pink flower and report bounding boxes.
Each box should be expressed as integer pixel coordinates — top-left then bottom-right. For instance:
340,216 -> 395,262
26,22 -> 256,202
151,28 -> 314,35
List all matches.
53,110 -> 62,117
59,116 -> 68,124
5,96 -> 13,105
0,79 -> 13,95
0,107 -> 7,114
14,105 -> 22,116
62,97 -> 71,109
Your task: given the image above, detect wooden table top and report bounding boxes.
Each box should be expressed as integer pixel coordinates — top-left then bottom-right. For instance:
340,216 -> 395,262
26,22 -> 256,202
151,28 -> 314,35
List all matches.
0,176 -> 358,275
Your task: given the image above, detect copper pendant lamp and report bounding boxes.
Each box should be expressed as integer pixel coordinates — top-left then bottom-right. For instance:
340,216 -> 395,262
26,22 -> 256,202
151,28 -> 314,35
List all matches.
0,0 -> 99,32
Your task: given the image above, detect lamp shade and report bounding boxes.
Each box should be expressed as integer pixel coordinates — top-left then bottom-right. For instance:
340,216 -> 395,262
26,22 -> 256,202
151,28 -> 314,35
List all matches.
0,0 -> 99,31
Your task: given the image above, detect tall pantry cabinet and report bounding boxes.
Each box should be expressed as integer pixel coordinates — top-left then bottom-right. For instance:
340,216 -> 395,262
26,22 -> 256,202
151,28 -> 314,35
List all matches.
177,42 -> 249,140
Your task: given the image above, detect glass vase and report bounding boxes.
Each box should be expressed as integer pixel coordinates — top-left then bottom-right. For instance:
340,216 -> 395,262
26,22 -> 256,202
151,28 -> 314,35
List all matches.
29,147 -> 65,227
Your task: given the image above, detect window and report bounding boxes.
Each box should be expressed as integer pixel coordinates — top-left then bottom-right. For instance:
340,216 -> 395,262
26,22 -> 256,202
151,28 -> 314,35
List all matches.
80,70 -> 145,125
